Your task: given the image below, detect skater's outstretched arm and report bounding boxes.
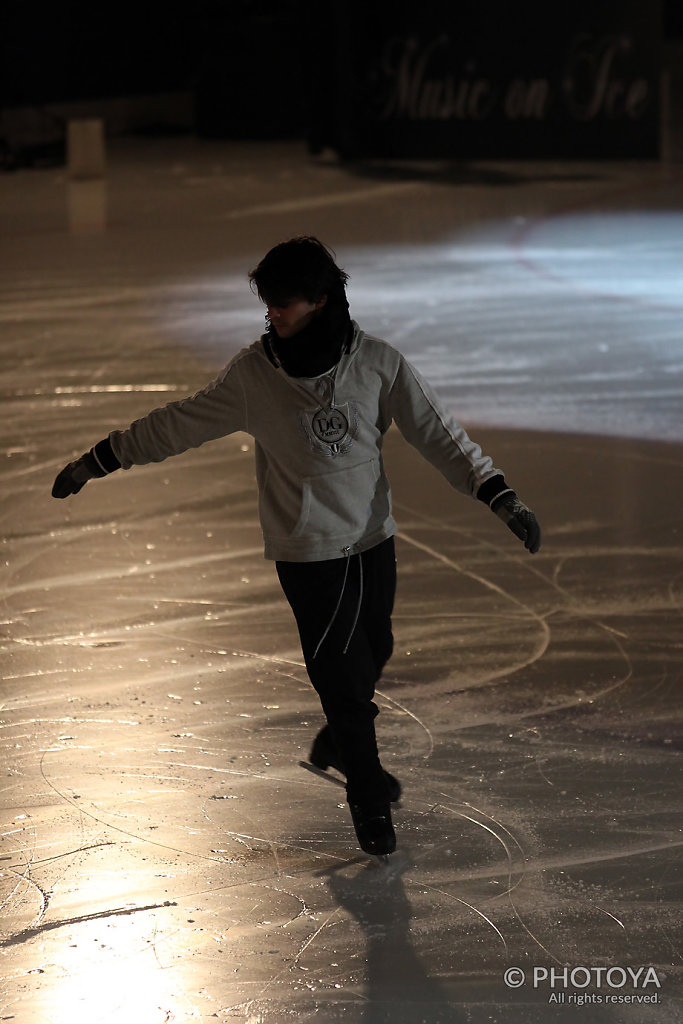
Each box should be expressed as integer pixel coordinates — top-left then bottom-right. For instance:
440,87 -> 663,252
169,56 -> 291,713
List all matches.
51,355 -> 249,499
387,351 -> 541,554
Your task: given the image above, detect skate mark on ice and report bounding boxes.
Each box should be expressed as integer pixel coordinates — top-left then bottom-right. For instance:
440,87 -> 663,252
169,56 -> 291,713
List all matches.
535,542 -> 683,707
0,901 -> 179,949
397,799 -> 522,956
37,745 -> 262,866
218,648 -> 435,761
38,727 -> 354,873
534,756 -> 555,787
397,517 -> 649,718
0,282 -> 174,319
0,864 -> 50,929
173,645 -> 309,688
5,840 -> 116,872
509,189 -> 683,314
437,801 -> 682,957
2,547 -> 265,601
414,880 -> 509,952
435,799 -> 526,899
199,808 -> 353,867
206,645 -> 305,670
557,438 -> 683,471
225,181 -> 422,220
40,743 -> 350,876
577,900 -> 625,931
375,688 -> 434,759
435,797 -> 563,964
396,527 -> 550,676
230,909 -> 344,1022
222,649 -> 434,758
522,837 -> 683,872
525,556 -> 639,709
0,718 -> 140,743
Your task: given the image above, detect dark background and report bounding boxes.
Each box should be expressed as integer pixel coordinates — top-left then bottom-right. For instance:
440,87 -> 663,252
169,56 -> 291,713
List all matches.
1,0 -> 679,159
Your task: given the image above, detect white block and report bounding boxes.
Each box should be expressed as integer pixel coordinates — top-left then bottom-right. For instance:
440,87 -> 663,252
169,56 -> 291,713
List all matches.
67,118 -> 106,180
68,180 -> 107,233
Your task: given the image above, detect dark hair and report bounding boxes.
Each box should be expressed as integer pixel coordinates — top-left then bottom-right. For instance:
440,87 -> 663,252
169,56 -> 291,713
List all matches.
248,236 -> 349,308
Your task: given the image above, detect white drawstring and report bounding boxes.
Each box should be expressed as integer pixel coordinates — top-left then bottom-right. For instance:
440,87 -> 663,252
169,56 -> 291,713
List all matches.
343,554 -> 363,654
312,547 -> 363,659
312,548 -> 351,660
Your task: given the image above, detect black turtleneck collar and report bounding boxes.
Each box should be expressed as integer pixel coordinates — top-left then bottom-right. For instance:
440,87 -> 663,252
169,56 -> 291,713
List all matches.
264,306 -> 352,378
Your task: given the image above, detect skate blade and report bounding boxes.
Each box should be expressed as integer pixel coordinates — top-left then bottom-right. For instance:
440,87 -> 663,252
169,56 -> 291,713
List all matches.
368,849 -> 410,873
299,760 -> 346,788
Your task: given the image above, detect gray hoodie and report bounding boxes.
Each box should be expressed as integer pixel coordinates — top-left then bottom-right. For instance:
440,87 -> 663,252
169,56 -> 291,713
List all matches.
109,322 -> 500,561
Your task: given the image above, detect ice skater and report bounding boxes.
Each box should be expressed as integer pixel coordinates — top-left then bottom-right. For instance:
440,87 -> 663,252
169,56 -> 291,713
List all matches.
52,236 -> 540,857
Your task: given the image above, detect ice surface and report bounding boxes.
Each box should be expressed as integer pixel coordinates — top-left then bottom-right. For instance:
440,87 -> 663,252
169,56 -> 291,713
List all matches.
0,139 -> 681,1022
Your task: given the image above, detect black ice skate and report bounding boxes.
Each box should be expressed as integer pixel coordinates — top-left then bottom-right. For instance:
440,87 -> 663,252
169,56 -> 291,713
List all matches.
309,725 -> 402,803
349,800 -> 396,857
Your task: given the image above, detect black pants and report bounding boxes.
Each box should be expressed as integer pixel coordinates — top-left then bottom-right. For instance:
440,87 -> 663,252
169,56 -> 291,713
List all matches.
276,536 -> 397,804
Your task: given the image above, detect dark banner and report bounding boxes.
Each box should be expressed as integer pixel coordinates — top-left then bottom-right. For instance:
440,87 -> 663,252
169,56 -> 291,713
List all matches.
317,0 -> 661,159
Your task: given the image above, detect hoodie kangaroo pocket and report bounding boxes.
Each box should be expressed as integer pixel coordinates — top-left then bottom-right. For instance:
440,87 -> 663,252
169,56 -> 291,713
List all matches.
291,459 -> 382,540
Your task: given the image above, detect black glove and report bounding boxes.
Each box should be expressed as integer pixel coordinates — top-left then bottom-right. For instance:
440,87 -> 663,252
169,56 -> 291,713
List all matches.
491,492 -> 541,553
52,450 -> 106,498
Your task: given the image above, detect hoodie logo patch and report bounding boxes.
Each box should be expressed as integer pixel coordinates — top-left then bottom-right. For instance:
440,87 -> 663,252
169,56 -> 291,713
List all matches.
300,402 -> 357,457
313,407 -> 348,444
